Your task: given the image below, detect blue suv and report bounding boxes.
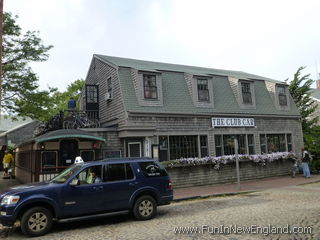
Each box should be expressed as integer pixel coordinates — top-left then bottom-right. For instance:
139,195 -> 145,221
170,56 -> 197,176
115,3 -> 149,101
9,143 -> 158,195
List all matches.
0,158 -> 173,237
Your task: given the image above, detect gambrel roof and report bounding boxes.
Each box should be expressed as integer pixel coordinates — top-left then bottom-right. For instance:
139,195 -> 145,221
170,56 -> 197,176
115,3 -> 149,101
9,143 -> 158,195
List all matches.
93,54 -> 300,117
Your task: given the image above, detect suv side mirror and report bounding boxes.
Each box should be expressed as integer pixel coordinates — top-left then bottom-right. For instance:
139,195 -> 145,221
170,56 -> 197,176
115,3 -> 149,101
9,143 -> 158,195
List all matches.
69,178 -> 80,186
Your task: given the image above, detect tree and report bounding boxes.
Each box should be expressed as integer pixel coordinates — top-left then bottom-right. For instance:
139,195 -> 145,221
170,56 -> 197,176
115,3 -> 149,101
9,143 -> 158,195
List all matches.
2,12 -> 53,119
50,79 -> 84,113
288,66 -> 317,132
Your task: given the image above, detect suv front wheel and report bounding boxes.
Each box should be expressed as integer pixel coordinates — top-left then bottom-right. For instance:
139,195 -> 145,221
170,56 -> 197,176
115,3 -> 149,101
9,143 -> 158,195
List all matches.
20,207 -> 53,237
133,195 -> 157,220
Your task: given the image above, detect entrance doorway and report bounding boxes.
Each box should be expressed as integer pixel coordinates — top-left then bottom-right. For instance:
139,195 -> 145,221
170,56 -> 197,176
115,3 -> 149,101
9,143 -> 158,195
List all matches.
60,140 -> 78,166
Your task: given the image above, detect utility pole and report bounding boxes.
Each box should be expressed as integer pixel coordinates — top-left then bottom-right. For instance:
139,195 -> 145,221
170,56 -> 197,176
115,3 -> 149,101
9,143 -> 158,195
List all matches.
234,138 -> 241,190
0,0 -> 3,118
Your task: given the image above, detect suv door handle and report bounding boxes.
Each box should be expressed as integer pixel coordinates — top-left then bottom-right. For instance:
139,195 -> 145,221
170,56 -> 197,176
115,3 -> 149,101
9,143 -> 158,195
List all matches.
129,182 -> 138,186
93,186 -> 103,191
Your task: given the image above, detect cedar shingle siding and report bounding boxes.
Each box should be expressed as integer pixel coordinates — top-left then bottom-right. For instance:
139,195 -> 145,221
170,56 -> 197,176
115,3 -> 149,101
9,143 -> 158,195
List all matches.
81,55 -> 303,160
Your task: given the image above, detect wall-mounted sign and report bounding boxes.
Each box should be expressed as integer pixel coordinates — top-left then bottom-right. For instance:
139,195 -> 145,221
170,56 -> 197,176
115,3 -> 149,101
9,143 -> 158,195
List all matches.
212,117 -> 255,128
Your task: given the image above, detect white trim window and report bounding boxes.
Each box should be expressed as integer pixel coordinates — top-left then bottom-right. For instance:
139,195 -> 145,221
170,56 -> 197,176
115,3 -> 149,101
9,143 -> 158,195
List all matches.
197,78 -> 209,102
277,85 -> 287,106
128,142 -> 142,157
143,74 -> 158,99
241,82 -> 252,104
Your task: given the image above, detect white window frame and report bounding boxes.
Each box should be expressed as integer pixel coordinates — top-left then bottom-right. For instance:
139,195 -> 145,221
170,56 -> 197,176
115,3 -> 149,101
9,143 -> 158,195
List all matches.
128,142 -> 142,157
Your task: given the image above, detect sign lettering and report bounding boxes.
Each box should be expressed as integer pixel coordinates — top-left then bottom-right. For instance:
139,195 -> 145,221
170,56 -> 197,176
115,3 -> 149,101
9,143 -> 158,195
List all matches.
212,117 -> 255,128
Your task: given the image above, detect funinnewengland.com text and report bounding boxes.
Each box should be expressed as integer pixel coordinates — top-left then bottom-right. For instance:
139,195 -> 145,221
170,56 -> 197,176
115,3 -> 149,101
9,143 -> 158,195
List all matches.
174,225 -> 312,236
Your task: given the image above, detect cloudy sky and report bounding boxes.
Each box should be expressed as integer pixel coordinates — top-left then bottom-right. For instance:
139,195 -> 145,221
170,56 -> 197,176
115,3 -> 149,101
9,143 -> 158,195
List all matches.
5,0 -> 320,91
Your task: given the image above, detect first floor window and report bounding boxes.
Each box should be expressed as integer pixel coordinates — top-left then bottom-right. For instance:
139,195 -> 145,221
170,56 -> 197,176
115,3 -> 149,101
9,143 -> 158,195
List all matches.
169,136 -> 198,160
215,135 -> 222,157
287,134 -> 292,152
248,134 -> 255,154
215,134 -> 254,156
41,151 -> 57,172
260,134 -> 289,153
200,135 -> 208,157
260,135 -> 267,154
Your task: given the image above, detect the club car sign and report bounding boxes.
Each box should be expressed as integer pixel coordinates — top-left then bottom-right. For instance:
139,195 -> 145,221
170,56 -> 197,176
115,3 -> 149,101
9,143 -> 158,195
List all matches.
212,117 -> 255,128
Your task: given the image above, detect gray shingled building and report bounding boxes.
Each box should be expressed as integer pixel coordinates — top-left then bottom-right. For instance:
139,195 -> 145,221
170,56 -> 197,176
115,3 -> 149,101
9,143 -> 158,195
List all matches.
79,55 -> 303,161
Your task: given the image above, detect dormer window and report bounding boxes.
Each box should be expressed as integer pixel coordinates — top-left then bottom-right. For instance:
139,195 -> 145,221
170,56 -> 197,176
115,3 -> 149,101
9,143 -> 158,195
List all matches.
197,78 -> 209,101
277,85 -> 287,106
241,82 -> 252,104
143,74 -> 157,99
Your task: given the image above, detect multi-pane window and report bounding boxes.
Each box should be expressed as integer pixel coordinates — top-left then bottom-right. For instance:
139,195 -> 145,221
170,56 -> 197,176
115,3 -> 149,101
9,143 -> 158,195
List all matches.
86,85 -> 98,103
215,134 -> 254,156
260,134 -> 288,153
223,135 -> 246,155
248,134 -> 255,154
287,134 -> 292,152
241,82 -> 252,104
200,135 -> 208,157
260,135 -> 267,154
169,136 -> 198,160
197,79 -> 209,101
277,86 -> 287,106
143,74 -> 157,99
107,77 -> 112,96
41,151 -> 57,172
215,135 -> 222,157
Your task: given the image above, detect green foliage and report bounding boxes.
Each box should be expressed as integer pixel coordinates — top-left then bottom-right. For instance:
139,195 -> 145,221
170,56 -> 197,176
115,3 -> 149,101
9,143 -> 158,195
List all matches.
288,66 -> 318,132
2,12 -> 53,120
50,79 -> 84,112
288,67 -> 320,164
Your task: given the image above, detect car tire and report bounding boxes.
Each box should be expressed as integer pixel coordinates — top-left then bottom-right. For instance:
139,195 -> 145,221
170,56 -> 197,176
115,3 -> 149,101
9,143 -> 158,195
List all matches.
133,195 -> 157,220
20,207 -> 53,237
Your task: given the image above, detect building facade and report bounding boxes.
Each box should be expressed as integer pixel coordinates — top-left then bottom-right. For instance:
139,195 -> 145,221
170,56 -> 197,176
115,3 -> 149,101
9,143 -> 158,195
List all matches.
79,55 -> 303,161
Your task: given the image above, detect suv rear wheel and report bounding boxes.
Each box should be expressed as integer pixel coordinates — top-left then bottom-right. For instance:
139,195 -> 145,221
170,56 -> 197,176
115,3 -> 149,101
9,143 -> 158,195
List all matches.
133,195 -> 157,220
20,207 -> 53,237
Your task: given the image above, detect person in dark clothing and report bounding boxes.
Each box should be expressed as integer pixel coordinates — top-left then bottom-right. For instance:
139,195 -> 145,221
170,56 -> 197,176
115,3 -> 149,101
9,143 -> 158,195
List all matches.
0,145 -> 7,171
68,97 -> 76,111
301,148 -> 311,178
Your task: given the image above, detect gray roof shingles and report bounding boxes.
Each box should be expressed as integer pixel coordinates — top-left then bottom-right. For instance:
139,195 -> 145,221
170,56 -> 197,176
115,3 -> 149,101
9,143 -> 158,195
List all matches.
96,55 -> 300,117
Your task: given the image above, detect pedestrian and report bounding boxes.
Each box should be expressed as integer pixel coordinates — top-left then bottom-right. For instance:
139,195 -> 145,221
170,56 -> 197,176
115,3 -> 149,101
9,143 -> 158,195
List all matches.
0,145 -> 6,171
2,150 -> 13,177
301,148 -> 311,178
68,97 -> 76,112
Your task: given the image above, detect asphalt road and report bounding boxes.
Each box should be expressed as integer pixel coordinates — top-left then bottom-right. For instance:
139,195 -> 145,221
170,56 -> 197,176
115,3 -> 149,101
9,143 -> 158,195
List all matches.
1,182 -> 320,240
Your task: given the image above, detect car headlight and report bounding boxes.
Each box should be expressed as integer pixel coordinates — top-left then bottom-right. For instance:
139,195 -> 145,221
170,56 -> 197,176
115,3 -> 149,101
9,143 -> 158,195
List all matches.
1,195 -> 20,205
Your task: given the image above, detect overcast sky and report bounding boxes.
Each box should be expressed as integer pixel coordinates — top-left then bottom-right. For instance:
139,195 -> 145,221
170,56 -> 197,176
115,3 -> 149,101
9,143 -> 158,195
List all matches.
5,0 -> 320,91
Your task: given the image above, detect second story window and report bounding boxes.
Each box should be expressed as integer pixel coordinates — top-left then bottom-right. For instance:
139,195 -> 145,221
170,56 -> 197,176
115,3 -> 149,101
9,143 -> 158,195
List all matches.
143,74 -> 157,99
107,77 -> 112,96
197,79 -> 209,101
241,82 -> 252,104
278,85 -> 287,106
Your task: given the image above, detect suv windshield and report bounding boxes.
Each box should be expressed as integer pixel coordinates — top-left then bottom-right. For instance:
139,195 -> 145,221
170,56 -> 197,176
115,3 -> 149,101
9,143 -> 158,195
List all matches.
50,164 -> 83,184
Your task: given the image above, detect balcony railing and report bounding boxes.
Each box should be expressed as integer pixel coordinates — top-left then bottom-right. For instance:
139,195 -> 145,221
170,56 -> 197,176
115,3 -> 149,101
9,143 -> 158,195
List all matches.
34,110 -> 100,136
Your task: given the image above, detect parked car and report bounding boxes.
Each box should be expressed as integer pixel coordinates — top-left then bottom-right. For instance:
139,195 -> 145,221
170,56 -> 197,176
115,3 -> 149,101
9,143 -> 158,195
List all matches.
0,158 -> 173,237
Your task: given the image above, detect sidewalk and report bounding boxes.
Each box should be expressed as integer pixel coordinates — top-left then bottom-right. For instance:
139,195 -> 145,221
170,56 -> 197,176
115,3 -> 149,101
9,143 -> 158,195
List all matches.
173,174 -> 320,201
